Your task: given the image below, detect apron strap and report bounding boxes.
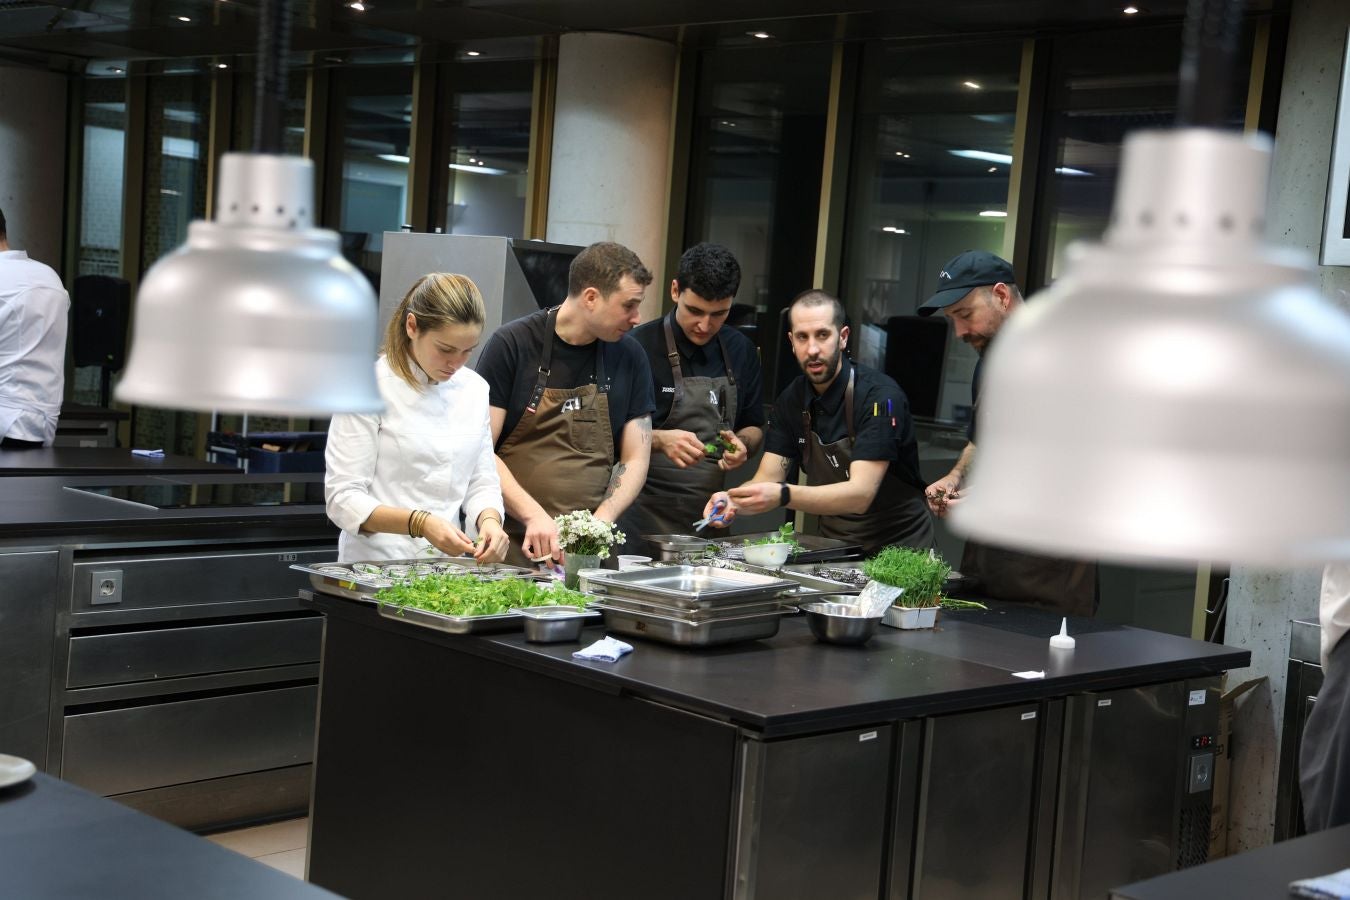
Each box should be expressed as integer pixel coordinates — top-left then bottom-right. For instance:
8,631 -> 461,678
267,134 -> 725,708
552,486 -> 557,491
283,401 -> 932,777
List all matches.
526,306 -> 560,415
716,331 -> 736,388
663,315 -> 685,408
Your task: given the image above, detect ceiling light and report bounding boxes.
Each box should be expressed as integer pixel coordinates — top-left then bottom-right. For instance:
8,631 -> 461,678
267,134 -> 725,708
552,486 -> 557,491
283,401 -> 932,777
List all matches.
953,128 -> 1350,565
449,163 -> 510,175
347,1 -> 365,10
951,149 -> 1014,164
1124,5 -> 1140,13
377,154 -> 410,164
108,66 -> 124,74
176,15 -> 191,21
468,157 -> 477,163
116,0 -> 381,417
216,63 -> 228,69
978,210 -> 1007,217
476,160 -> 484,166
748,31 -> 772,39
962,81 -> 982,90
988,166 -> 997,172
882,226 -> 908,235
465,50 -> 481,57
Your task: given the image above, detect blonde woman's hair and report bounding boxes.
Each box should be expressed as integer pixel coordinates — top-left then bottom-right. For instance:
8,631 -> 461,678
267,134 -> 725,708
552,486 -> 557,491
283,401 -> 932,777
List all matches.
383,273 -> 487,389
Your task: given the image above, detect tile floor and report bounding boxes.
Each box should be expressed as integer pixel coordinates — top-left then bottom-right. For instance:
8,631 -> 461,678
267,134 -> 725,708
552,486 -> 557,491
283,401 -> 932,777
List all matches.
205,816 -> 309,880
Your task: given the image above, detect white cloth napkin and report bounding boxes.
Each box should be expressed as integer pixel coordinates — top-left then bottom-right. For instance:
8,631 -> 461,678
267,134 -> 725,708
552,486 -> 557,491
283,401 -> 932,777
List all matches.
572,636 -> 633,663
1291,868 -> 1350,899
131,448 -> 165,458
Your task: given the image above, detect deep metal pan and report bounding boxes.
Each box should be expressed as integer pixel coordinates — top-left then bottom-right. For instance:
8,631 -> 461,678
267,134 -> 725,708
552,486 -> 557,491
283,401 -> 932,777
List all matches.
377,602 -> 523,635
593,593 -> 787,621
582,565 -> 796,608
593,603 -> 795,647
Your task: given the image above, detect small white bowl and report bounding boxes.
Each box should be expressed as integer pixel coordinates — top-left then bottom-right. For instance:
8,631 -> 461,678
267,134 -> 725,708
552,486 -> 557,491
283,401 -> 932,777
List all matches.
742,542 -> 792,567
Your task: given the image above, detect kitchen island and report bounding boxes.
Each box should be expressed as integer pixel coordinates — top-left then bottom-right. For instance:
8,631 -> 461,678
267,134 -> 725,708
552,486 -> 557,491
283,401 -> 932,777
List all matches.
302,590 -> 1248,900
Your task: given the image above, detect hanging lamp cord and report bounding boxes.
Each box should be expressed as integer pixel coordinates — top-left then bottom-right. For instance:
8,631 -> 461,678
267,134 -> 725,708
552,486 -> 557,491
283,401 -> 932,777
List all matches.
252,0 -> 292,154
1175,0 -> 1247,128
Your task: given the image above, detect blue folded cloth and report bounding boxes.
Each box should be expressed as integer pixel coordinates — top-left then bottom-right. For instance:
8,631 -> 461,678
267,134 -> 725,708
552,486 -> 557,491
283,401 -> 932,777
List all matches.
572,636 -> 633,663
1291,868 -> 1350,899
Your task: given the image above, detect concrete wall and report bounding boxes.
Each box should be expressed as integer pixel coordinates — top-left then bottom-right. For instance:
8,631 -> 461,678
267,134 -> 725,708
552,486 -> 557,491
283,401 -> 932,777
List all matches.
1225,0 -> 1350,853
0,65 -> 68,270
546,32 -> 676,321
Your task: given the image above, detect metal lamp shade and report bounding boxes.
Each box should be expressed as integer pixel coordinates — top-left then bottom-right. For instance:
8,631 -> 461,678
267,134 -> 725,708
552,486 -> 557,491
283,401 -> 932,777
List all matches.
116,154 -> 383,416
951,129 -> 1350,567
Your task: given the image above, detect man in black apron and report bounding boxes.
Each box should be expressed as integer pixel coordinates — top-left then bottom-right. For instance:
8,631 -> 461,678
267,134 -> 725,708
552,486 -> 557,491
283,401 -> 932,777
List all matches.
618,244 -> 765,549
917,250 -> 1097,616
475,242 -> 656,566
703,290 -> 935,557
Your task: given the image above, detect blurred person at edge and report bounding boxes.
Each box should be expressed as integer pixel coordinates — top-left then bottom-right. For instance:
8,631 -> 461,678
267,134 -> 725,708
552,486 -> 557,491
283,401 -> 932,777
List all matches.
702,289 -> 935,557
475,242 -> 656,567
617,243 -> 765,552
918,250 -> 1096,617
325,273 -> 508,563
0,207 -> 70,448
1301,563 -> 1350,832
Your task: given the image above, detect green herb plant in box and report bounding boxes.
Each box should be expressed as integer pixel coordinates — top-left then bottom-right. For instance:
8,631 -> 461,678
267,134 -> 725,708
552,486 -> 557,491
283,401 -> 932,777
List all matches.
862,546 -> 949,629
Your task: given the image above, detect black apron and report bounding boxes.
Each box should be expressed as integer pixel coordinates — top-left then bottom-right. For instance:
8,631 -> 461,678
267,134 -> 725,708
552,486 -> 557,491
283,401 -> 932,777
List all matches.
496,306 -> 616,567
801,369 -> 936,557
619,320 -> 738,549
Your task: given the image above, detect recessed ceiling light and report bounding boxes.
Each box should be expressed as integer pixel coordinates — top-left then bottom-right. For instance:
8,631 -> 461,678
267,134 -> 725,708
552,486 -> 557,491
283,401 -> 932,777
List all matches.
962,81 -> 982,90
477,160 -> 484,166
347,1 -> 365,10
747,31 -> 772,39
979,210 -> 1008,217
468,157 -> 476,163
465,50 -> 481,57
988,166 -> 997,172
176,15 -> 191,22
1123,5 -> 1140,13
217,63 -> 228,69
108,66 -> 125,74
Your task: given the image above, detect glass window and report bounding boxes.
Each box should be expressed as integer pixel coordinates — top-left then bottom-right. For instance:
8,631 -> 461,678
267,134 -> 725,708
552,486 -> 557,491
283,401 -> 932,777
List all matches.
841,39 -> 1022,424
229,66 -> 309,156
78,76 -> 127,278
1034,23 -> 1254,285
432,57 -> 535,238
327,63 -> 415,291
684,44 -> 833,396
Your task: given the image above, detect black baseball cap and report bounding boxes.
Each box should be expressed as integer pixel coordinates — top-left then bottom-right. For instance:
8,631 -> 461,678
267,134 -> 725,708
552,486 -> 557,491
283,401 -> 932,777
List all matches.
917,250 -> 1015,317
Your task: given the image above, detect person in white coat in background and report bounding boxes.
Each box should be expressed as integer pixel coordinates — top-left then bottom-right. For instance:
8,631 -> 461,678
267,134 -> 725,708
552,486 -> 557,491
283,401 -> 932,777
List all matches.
0,206 -> 69,449
325,273 -> 508,563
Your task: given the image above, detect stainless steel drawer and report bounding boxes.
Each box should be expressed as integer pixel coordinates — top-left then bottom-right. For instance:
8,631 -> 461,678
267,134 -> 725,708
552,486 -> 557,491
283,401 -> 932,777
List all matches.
72,547 -> 334,613
67,616 -> 323,688
61,685 -> 317,796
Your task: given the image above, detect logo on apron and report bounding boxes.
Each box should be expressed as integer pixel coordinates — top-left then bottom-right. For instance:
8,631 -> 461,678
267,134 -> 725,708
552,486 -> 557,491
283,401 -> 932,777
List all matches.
561,398 -> 582,412
708,389 -> 718,404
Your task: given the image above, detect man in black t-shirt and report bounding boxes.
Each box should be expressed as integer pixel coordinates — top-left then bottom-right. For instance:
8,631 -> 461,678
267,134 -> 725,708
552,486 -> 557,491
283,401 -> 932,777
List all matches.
703,290 -> 934,556
476,242 -> 655,564
619,243 -> 766,543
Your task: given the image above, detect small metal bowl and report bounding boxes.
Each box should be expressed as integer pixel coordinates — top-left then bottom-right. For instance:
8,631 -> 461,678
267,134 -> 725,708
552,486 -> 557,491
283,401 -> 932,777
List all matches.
512,605 -> 594,643
800,599 -> 882,646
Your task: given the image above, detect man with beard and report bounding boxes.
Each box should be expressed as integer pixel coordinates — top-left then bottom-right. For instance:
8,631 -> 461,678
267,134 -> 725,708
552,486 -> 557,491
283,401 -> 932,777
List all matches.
918,250 -> 1097,616
702,289 -> 934,556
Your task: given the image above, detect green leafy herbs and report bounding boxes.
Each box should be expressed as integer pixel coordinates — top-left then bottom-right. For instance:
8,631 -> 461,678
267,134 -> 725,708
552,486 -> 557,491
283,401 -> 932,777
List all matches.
862,546 -> 951,608
375,573 -> 587,618
703,434 -> 735,459
745,522 -> 802,552
939,597 -> 987,611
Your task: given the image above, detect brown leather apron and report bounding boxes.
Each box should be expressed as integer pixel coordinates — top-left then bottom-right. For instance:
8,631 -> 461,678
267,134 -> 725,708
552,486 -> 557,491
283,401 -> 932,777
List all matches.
800,369 -> 936,557
957,377 -> 1097,616
496,306 -> 616,566
619,319 -> 737,548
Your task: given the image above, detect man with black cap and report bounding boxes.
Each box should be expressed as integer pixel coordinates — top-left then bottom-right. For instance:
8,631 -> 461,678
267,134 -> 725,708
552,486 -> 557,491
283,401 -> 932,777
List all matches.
918,250 -> 1096,616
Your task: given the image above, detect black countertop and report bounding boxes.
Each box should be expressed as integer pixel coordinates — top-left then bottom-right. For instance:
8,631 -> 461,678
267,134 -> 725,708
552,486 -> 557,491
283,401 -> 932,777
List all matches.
0,773 -> 339,899
0,474 -> 332,538
0,447 -> 237,476
1111,824 -> 1350,899
304,592 -> 1249,738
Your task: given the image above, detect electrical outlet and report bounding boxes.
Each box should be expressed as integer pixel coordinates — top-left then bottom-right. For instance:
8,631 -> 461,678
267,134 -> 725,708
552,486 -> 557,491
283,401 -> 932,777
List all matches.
90,569 -> 123,606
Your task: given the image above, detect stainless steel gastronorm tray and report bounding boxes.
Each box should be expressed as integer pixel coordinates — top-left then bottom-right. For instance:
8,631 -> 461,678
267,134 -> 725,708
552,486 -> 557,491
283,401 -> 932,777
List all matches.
290,558 -> 537,602
711,560 -> 862,595
377,602 -> 524,635
713,532 -> 861,564
594,593 -> 787,621
593,603 -> 794,647
582,565 -> 796,608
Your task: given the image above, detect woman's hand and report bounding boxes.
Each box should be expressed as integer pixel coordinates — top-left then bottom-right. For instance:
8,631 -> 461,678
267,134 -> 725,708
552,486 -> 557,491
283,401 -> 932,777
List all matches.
473,516 -> 509,564
422,514 -> 477,557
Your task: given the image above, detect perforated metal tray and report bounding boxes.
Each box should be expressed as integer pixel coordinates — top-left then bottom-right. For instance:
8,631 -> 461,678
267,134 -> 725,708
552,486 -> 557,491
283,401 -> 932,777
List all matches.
291,558 -> 536,602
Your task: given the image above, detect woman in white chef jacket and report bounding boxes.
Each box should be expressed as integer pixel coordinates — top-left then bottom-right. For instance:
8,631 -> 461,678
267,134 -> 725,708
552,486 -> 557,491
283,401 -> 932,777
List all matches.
325,273 -> 509,563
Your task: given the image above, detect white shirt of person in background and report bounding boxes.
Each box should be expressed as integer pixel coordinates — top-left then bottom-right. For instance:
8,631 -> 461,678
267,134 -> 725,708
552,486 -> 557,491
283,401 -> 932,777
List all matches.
324,273 -> 506,563
0,249 -> 70,445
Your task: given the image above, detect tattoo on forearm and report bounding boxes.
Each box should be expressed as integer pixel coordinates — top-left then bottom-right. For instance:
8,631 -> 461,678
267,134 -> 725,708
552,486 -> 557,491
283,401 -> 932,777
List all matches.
603,462 -> 627,500
778,456 -> 790,473
639,417 -> 652,446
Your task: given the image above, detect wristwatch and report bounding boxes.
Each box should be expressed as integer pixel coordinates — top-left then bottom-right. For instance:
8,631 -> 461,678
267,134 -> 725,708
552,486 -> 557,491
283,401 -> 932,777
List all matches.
779,481 -> 790,509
